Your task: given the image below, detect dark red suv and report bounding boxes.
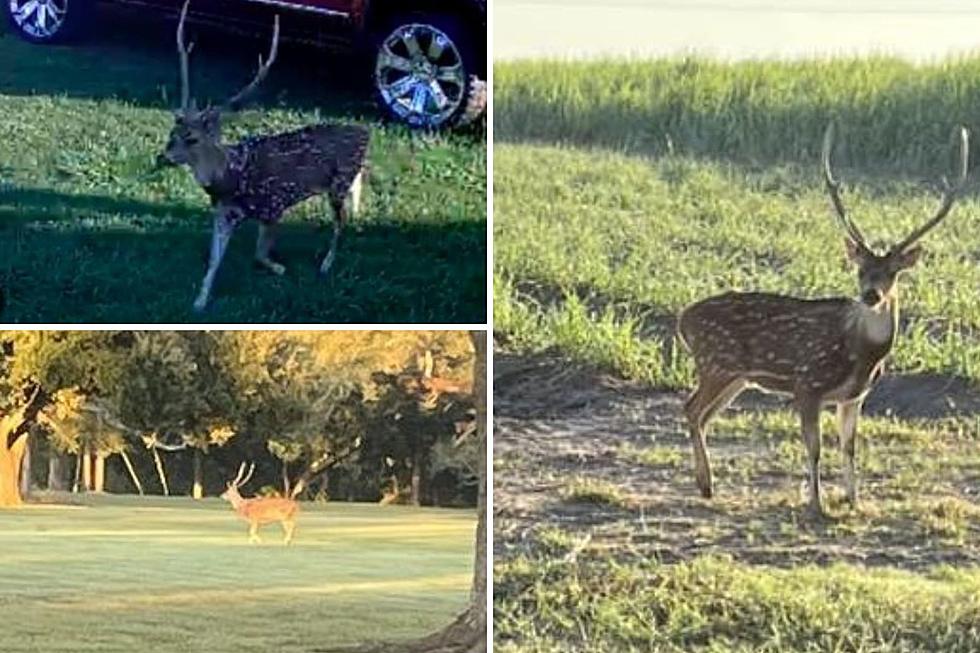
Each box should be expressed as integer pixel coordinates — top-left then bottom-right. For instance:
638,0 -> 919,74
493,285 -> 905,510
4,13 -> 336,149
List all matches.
4,0 -> 486,128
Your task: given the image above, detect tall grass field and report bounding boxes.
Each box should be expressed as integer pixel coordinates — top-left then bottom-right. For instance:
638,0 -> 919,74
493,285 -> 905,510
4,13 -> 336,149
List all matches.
0,16 -> 486,323
494,56 -> 980,653
0,494 -> 475,653
495,57 -> 980,387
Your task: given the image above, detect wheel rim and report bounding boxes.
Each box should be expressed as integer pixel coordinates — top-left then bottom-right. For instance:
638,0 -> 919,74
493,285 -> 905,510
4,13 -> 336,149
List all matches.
375,23 -> 467,127
9,0 -> 69,39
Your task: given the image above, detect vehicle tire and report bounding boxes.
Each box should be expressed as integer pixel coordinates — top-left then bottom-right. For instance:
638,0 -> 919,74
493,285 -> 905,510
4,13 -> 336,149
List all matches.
372,12 -> 482,129
5,0 -> 94,44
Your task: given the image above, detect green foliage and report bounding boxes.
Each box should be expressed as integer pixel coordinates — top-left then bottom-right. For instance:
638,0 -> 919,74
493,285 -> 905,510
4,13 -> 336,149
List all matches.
0,331 -> 477,504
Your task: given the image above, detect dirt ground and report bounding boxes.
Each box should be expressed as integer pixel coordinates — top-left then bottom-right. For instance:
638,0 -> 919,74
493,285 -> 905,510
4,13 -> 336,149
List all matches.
494,351 -> 980,570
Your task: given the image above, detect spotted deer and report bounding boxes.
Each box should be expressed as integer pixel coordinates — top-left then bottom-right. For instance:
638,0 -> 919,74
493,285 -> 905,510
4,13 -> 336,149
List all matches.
678,123 -> 969,517
220,462 -> 299,544
159,0 -> 370,312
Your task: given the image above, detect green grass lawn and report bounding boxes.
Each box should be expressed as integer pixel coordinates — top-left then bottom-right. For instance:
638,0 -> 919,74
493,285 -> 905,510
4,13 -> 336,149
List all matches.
494,57 -> 980,652
0,16 -> 486,323
0,494 -> 475,653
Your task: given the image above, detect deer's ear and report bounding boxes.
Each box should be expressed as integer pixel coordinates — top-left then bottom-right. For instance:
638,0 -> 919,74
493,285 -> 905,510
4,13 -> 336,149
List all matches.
844,238 -> 866,264
892,246 -> 923,271
201,109 -> 222,136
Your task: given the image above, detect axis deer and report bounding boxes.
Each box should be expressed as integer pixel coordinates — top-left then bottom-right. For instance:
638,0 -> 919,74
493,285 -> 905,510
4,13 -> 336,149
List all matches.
678,123 -> 970,518
220,462 -> 299,544
159,0 -> 370,312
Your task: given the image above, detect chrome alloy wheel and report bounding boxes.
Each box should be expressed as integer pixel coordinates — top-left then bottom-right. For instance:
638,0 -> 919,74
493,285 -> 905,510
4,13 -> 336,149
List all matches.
375,23 -> 467,128
9,0 -> 68,39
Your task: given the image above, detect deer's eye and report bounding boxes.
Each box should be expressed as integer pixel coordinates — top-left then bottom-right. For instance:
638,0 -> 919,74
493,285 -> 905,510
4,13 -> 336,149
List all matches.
185,136 -> 199,146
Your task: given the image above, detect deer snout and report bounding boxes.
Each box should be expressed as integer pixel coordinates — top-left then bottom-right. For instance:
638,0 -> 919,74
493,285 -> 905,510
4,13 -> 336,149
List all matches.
156,152 -> 178,168
861,288 -> 883,306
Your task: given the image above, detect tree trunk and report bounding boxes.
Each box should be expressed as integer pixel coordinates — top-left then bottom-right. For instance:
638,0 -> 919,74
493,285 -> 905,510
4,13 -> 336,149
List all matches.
192,448 -> 203,499
93,453 -> 106,493
0,438 -> 28,507
19,441 -> 32,499
410,447 -> 423,506
151,447 -> 170,496
48,452 -> 68,491
72,452 -> 82,493
81,447 -> 93,492
282,459 -> 291,497
469,330 -> 488,621
314,331 -> 487,653
119,450 -> 144,495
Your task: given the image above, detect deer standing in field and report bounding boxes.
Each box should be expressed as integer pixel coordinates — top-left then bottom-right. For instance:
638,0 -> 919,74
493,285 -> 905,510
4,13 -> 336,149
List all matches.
678,123 -> 970,518
220,462 -> 299,544
159,0 -> 370,311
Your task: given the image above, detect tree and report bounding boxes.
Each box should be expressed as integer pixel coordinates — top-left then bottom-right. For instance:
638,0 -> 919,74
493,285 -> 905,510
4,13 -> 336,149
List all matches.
0,331 -> 129,498
112,332 -> 238,497
226,334 -> 365,497
316,331 -> 486,653
0,386 -> 43,507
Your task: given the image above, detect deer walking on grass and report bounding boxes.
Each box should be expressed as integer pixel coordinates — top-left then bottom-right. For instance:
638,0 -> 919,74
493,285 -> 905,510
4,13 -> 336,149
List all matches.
220,462 -> 299,544
159,0 -> 370,312
678,123 -> 970,518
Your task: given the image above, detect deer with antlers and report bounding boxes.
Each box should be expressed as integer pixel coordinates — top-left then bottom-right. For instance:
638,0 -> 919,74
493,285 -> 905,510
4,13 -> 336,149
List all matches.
159,0 -> 370,312
678,123 -> 970,518
220,462 -> 299,544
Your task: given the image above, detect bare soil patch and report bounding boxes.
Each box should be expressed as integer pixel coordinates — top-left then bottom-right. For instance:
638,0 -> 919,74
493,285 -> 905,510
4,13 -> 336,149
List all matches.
494,351 -> 980,570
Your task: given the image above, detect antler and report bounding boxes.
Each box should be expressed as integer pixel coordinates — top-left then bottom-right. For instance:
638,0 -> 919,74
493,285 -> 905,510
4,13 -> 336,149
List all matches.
891,125 -> 970,254
221,16 -> 280,112
176,0 -> 195,111
231,462 -> 256,487
822,122 -> 872,253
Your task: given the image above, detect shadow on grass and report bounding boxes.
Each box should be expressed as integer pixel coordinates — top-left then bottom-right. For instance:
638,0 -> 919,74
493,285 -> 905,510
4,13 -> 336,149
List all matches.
0,185 -> 486,323
0,185 -> 200,227
0,7 -> 377,118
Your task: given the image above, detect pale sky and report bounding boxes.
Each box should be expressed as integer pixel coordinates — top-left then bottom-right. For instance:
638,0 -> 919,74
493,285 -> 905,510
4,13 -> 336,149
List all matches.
494,0 -> 980,61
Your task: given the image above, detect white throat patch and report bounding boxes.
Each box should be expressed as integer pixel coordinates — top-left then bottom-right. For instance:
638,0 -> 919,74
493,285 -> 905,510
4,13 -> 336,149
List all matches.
848,303 -> 894,346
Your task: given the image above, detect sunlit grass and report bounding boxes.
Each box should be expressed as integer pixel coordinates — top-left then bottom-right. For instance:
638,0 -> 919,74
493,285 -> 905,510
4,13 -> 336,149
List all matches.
0,494 -> 474,653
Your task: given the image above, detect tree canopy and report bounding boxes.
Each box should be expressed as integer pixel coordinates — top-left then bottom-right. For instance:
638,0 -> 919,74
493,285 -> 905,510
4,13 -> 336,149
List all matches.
0,331 -> 476,508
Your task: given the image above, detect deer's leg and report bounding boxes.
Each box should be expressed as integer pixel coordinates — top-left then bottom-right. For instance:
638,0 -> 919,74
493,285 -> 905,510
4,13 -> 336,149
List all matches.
194,213 -> 235,312
837,399 -> 861,506
318,198 -> 346,277
248,521 -> 261,544
345,171 -> 363,217
685,373 -> 743,499
255,223 -> 286,276
799,397 -> 824,518
282,519 -> 296,545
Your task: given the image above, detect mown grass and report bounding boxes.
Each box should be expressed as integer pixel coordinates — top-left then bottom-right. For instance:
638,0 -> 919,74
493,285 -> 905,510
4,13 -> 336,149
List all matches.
0,493 -> 474,653
495,57 -> 980,386
0,16 -> 485,323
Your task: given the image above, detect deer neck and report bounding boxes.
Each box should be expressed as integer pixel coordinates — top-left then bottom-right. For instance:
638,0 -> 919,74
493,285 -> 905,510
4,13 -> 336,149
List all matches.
849,292 -> 899,351
188,141 -> 231,191
224,490 -> 247,512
